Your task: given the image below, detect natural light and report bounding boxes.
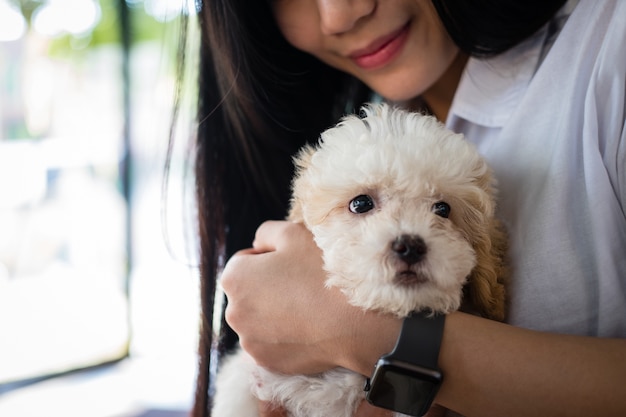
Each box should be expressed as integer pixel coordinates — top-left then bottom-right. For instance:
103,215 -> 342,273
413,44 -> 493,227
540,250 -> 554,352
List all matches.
0,1 -> 200,416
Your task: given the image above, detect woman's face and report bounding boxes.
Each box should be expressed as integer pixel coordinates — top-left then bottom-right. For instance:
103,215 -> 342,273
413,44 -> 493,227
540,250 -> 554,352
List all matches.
271,0 -> 460,102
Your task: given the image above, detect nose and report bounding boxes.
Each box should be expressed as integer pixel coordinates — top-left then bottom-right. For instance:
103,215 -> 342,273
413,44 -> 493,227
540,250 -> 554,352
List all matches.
392,234 -> 427,265
316,0 -> 376,35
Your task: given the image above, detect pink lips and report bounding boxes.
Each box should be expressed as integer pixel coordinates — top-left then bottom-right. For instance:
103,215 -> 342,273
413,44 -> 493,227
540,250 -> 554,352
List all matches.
350,23 -> 410,70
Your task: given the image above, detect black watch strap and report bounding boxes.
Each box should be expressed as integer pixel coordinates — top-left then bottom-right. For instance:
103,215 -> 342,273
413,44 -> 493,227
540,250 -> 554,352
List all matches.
386,310 -> 445,368
364,310 -> 445,416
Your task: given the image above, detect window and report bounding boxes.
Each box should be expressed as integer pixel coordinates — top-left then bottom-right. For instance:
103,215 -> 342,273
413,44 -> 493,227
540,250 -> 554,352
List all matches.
0,0 -> 199,396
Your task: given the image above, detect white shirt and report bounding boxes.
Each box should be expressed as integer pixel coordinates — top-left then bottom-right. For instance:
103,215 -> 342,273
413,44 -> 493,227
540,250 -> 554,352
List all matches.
446,0 -> 626,337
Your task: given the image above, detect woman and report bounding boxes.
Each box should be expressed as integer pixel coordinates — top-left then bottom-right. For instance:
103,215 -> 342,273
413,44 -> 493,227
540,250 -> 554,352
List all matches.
190,1 -> 626,416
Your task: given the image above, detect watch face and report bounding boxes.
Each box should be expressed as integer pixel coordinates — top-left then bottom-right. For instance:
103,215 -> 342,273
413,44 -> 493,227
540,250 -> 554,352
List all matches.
366,359 -> 442,416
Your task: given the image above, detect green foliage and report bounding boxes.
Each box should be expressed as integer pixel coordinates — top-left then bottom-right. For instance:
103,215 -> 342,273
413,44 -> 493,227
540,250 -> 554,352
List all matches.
12,0 -> 181,56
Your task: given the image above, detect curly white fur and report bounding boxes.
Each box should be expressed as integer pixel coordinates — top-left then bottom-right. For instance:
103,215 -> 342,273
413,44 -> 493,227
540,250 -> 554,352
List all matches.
212,103 -> 507,417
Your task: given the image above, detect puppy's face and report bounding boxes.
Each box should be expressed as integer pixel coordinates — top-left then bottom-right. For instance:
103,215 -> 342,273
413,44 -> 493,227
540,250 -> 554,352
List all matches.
290,105 -> 497,317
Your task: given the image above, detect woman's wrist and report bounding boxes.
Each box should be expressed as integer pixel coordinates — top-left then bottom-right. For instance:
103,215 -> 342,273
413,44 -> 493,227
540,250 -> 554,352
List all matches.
338,309 -> 402,377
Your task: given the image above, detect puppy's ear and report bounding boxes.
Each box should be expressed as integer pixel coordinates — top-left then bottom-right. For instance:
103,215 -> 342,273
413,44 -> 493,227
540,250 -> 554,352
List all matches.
465,219 -> 508,321
287,144 -> 316,223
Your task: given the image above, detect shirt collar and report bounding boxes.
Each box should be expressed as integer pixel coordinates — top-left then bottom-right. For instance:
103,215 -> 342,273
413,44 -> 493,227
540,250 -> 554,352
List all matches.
448,25 -> 549,128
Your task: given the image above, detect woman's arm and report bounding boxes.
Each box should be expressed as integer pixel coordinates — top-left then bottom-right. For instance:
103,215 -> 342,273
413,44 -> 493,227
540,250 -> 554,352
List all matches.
221,221 -> 626,417
434,313 -> 626,417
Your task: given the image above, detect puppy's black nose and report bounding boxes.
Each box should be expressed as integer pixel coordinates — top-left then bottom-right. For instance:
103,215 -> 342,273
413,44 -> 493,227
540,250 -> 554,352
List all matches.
392,234 -> 427,265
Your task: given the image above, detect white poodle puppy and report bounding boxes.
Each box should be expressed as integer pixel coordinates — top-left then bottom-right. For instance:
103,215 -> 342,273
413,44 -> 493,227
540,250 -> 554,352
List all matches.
212,103 -> 507,417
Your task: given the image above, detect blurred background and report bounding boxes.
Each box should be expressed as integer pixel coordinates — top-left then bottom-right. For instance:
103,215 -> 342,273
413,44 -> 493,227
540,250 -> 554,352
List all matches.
0,1 -> 201,416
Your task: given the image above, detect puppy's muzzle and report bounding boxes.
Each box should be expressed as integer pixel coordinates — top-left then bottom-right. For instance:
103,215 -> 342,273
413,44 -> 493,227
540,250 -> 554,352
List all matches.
392,234 -> 427,265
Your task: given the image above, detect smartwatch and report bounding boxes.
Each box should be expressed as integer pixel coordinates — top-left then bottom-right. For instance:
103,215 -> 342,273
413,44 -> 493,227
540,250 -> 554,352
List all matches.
364,311 -> 445,416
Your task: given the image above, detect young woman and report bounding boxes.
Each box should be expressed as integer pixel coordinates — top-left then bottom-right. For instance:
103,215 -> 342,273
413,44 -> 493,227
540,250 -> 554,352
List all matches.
190,1 -> 626,416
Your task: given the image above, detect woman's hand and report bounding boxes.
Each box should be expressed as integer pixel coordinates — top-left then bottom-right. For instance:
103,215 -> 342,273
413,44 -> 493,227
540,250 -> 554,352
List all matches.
221,222 -> 626,417
220,220 -> 401,376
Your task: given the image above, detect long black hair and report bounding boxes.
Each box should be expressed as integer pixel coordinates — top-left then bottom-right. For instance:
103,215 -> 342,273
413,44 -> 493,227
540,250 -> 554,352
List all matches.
190,1 -> 566,416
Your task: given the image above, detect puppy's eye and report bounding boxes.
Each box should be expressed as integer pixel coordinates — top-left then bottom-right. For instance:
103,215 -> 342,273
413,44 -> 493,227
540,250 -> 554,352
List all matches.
349,195 -> 375,214
432,201 -> 451,218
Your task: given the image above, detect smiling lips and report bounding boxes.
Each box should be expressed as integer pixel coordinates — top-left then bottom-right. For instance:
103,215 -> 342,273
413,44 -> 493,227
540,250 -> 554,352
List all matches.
349,22 -> 411,70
